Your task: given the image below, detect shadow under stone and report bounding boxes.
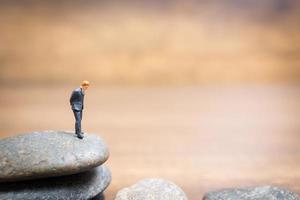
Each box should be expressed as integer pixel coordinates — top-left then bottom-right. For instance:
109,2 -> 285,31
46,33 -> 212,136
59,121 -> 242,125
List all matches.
91,193 -> 105,200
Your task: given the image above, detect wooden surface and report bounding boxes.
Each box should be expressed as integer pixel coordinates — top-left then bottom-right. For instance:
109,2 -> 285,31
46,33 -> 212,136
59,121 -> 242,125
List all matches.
0,85 -> 299,199
1,1 -> 300,85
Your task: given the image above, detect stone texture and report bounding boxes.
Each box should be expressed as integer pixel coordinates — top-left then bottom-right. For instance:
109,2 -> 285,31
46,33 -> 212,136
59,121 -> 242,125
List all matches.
115,178 -> 188,200
203,186 -> 300,200
0,165 -> 111,200
0,131 -> 109,182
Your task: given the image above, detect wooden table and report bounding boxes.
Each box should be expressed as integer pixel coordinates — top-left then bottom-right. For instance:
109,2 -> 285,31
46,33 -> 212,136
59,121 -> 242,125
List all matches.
0,85 -> 299,199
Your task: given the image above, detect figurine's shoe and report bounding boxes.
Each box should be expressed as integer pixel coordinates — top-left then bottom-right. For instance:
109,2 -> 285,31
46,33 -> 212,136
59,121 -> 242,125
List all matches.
76,133 -> 84,139
81,132 -> 85,135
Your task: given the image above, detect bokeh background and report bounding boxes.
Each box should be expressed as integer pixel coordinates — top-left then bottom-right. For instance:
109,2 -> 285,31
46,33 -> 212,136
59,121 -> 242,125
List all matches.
0,0 -> 299,199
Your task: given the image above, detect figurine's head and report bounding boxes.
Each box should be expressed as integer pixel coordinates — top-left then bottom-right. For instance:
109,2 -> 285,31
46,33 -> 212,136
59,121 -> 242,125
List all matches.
81,80 -> 90,91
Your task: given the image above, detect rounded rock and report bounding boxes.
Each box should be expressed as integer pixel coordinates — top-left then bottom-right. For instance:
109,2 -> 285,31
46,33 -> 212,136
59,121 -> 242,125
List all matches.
203,186 -> 300,200
0,131 -> 109,182
0,165 -> 111,200
115,178 -> 188,200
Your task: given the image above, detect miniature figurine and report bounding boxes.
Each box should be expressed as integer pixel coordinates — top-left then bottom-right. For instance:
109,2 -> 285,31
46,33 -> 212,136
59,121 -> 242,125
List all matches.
70,81 -> 90,139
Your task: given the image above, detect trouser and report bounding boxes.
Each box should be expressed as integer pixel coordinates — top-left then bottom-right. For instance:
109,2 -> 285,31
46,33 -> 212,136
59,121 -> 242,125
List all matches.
73,110 -> 82,135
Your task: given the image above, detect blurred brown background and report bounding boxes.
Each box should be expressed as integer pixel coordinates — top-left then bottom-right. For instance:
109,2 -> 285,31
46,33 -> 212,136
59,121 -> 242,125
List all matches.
0,0 -> 300,85
0,0 -> 299,199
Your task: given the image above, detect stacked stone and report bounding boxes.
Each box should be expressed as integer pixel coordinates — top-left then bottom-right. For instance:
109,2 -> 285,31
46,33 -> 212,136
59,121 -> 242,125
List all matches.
0,131 -> 111,200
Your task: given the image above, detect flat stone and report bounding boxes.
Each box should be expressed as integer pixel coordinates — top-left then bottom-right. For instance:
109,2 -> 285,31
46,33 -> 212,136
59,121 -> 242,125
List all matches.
0,131 -> 109,182
203,186 -> 300,200
0,165 -> 111,200
115,178 -> 188,200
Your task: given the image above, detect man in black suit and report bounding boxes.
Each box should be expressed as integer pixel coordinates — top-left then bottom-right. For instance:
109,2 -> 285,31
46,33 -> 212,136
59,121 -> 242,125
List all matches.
70,81 -> 90,139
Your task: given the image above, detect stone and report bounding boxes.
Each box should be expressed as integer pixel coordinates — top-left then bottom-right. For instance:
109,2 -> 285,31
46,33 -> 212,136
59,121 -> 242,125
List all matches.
115,178 -> 188,200
0,165 -> 111,200
203,185 -> 300,200
0,131 -> 109,182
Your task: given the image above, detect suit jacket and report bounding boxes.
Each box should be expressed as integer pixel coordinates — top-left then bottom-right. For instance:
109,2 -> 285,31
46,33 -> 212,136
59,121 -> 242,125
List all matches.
70,87 -> 84,111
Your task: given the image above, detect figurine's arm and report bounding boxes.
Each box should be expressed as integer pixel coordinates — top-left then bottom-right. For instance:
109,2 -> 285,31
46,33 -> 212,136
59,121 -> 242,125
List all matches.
70,91 -> 77,105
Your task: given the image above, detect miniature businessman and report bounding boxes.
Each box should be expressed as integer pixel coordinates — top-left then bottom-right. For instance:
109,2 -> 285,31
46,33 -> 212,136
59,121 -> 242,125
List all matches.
70,81 -> 90,139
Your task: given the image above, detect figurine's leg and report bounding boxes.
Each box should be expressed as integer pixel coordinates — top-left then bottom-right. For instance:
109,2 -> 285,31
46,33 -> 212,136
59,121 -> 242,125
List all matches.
80,111 -> 84,134
73,110 -> 79,134
73,110 -> 83,138
77,111 -> 82,134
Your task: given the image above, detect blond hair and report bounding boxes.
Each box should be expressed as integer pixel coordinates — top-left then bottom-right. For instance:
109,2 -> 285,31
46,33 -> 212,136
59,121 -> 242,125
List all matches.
81,80 -> 90,87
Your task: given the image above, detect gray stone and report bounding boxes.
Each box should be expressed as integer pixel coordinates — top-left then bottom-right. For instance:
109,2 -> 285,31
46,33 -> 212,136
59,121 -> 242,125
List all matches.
115,178 -> 188,200
203,186 -> 300,200
0,131 -> 109,182
0,165 -> 111,200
